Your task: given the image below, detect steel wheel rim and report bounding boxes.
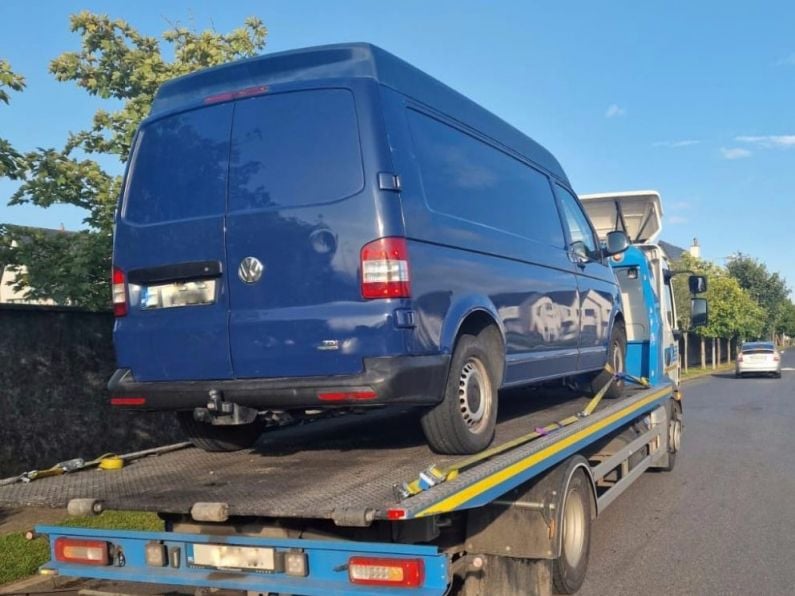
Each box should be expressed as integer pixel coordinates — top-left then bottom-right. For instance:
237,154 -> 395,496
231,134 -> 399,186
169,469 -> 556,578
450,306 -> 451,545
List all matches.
670,416 -> 682,452
563,487 -> 587,568
612,339 -> 625,388
458,357 -> 492,433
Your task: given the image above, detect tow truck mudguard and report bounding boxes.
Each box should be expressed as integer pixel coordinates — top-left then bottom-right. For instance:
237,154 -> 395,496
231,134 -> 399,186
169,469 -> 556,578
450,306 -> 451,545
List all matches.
108,354 -> 450,411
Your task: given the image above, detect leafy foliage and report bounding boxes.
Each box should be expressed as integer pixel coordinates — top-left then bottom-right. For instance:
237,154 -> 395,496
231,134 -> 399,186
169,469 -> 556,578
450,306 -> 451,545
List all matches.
671,253 -> 765,340
0,13 -> 267,309
726,253 -> 790,338
0,60 -> 26,179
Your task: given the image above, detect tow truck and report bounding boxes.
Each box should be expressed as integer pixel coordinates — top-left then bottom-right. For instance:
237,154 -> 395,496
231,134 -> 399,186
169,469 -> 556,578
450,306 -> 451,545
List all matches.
0,192 -> 707,595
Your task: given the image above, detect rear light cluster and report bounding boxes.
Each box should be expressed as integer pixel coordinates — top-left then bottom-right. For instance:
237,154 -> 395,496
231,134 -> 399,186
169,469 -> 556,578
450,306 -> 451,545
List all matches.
112,266 -> 128,317
360,237 -> 411,299
54,537 -> 111,566
348,556 -> 424,588
774,354 -> 781,362
737,354 -> 743,362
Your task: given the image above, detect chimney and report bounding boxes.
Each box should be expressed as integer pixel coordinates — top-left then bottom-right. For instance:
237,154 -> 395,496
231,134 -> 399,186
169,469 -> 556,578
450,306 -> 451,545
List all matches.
689,237 -> 700,259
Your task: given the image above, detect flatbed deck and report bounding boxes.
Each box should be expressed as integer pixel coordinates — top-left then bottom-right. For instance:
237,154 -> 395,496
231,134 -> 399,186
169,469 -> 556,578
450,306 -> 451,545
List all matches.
0,384 -> 671,525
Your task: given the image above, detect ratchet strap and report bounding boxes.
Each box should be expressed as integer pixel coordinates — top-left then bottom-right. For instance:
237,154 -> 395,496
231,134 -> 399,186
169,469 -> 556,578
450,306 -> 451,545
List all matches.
394,364 -> 650,501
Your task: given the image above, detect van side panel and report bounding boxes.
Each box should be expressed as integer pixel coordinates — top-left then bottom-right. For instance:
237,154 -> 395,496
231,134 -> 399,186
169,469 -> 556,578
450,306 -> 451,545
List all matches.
379,87 -> 582,384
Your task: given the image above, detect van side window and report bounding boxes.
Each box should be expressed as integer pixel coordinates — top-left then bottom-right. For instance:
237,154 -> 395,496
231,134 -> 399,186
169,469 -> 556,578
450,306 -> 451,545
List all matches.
124,103 -> 233,224
554,185 -> 600,261
229,89 -> 364,210
407,110 -> 565,247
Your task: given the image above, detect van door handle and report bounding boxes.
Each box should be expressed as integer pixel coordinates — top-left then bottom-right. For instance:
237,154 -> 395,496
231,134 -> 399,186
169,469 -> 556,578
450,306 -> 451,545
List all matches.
127,261 -> 223,285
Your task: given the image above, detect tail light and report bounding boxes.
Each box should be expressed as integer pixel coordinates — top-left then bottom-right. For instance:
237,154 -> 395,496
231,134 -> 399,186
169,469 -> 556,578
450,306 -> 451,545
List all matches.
774,354 -> 780,361
54,537 -> 111,566
112,266 -> 128,317
737,354 -> 743,362
348,556 -> 424,588
360,237 -> 410,299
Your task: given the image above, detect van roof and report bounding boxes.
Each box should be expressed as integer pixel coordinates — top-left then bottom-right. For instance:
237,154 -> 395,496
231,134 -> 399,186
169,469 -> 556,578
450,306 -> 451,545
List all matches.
151,42 -> 569,184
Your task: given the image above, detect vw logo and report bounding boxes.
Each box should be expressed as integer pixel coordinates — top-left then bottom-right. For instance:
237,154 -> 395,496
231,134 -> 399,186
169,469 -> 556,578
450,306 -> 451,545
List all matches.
238,257 -> 264,284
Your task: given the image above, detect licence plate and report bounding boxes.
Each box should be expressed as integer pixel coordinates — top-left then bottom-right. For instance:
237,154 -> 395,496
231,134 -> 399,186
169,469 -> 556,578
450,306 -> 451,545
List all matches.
190,543 -> 276,571
138,279 -> 216,309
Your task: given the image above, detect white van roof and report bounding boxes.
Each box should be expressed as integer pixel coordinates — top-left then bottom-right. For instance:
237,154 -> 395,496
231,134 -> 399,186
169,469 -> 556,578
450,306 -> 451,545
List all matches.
578,190 -> 663,243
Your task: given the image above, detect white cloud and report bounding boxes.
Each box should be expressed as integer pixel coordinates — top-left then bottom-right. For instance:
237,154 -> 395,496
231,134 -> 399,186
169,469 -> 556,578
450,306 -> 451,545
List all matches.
669,215 -> 688,225
735,135 -> 795,148
776,53 -> 795,66
669,201 -> 692,211
652,140 -> 700,148
720,147 -> 752,160
605,104 -> 625,118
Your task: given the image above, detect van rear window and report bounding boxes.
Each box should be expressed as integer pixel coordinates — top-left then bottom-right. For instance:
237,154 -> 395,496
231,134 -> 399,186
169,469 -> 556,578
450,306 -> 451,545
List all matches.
407,110 -> 564,247
229,89 -> 363,211
123,89 -> 363,224
124,103 -> 233,225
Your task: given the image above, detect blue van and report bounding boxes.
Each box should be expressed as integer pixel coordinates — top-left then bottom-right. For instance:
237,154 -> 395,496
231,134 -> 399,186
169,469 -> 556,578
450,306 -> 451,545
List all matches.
109,43 -> 629,455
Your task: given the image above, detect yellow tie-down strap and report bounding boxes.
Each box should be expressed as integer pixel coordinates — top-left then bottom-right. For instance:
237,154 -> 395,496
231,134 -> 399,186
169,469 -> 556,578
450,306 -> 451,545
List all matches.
395,364 -> 651,502
413,385 -> 672,517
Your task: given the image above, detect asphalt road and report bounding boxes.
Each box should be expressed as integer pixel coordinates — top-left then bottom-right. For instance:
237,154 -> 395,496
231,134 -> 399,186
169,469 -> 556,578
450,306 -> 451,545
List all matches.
580,351 -> 795,596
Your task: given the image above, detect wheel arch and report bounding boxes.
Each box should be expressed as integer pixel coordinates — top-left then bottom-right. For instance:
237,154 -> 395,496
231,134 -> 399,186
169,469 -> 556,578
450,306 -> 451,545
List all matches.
441,299 -> 506,385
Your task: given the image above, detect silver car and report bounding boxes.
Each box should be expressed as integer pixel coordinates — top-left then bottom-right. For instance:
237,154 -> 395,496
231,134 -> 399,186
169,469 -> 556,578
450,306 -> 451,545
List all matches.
735,342 -> 782,378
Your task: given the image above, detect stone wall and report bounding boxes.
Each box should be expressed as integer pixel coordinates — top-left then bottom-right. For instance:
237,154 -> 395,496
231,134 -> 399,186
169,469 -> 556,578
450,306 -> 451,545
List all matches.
0,305 -> 180,477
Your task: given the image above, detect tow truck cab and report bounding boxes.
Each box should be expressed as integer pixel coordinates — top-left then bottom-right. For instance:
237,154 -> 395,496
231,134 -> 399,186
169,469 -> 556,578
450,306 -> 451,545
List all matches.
580,191 -> 681,388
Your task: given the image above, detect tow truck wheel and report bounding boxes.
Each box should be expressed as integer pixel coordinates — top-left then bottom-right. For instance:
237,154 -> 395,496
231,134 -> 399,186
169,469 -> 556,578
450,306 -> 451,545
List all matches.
177,412 -> 264,452
552,467 -> 593,594
660,400 -> 683,472
421,330 -> 501,455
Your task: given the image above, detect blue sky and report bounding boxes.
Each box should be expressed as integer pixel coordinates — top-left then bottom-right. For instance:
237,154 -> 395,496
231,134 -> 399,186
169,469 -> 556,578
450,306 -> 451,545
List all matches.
1,1 -> 794,287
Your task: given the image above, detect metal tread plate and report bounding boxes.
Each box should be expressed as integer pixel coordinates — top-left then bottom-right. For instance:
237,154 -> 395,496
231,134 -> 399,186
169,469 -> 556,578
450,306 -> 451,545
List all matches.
0,385 -> 669,522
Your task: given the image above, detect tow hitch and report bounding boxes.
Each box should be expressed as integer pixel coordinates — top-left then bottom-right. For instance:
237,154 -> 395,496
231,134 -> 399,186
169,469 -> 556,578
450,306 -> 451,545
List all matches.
193,390 -> 259,426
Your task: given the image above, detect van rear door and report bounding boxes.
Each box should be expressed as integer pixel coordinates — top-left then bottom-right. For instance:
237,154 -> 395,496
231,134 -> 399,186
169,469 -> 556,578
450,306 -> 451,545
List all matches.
113,103 -> 234,382
225,88 -> 368,378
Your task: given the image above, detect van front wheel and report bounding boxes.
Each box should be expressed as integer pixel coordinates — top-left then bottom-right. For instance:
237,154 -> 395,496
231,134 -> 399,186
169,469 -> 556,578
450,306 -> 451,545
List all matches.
421,333 -> 500,455
177,412 -> 264,452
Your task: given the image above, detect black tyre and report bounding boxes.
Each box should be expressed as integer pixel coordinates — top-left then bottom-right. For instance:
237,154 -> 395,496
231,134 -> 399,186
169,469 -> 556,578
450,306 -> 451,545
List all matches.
591,323 -> 627,399
421,331 -> 501,455
552,468 -> 592,594
659,399 -> 682,472
177,411 -> 264,452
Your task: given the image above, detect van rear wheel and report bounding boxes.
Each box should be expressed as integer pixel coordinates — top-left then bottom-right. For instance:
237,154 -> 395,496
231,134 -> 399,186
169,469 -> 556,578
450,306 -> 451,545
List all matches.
421,332 -> 500,455
177,412 -> 264,452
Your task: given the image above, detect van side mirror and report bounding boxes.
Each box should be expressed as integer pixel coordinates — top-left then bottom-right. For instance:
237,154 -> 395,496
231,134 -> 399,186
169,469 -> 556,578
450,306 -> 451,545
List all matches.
688,275 -> 707,294
604,230 -> 630,256
691,297 -> 708,328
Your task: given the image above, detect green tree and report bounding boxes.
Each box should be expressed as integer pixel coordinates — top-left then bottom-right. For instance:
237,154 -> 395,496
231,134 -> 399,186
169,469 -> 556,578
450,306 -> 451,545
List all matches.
0,59 -> 25,178
0,12 -> 267,309
671,253 -> 763,368
726,253 -> 789,340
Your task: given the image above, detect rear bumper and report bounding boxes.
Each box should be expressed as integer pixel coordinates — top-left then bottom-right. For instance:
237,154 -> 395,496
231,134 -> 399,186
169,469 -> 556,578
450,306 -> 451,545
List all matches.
108,354 -> 450,411
736,362 -> 780,374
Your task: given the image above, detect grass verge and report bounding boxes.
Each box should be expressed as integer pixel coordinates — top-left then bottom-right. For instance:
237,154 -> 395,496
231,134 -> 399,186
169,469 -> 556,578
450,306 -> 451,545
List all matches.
680,361 -> 734,381
0,510 -> 161,585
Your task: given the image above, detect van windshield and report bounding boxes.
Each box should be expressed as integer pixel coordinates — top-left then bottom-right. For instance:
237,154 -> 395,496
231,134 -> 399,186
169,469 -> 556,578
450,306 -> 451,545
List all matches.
123,89 -> 363,224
